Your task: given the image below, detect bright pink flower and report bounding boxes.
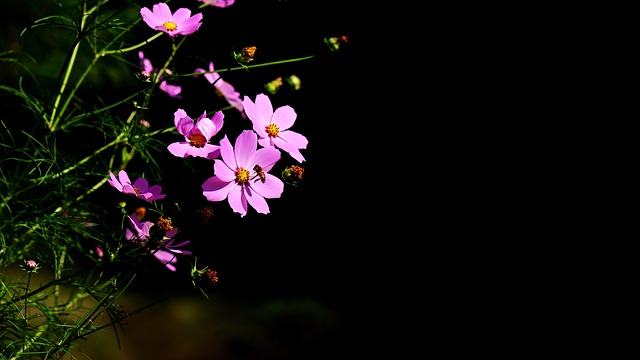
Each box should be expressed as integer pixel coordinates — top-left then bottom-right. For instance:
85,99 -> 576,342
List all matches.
195,61 -> 245,118
167,108 -> 224,160
242,94 -> 308,163
202,130 -> 283,217
108,170 -> 166,202
159,80 -> 182,98
151,228 -> 192,272
125,212 -> 153,246
139,51 -> 182,98
198,0 -> 235,7
125,213 -> 191,272
140,3 -> 203,38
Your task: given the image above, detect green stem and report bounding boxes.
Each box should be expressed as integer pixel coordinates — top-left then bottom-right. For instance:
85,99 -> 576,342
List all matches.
48,2 -> 91,132
99,32 -> 163,56
181,55 -> 316,77
22,272 -> 31,359
31,135 -> 125,183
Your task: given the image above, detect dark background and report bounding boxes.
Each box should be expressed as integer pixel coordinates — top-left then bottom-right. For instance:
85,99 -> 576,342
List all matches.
2,1 -> 380,359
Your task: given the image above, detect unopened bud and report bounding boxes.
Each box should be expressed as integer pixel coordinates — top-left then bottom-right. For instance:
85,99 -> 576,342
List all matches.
324,35 -> 349,52
265,77 -> 284,94
285,75 -> 301,91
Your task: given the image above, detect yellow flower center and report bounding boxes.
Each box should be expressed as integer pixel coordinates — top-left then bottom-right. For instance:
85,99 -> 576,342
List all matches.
236,168 -> 250,185
163,21 -> 177,31
189,134 -> 207,148
266,124 -> 279,137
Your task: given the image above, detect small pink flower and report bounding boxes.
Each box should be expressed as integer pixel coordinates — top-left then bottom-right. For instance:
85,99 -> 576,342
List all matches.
198,0 -> 235,7
167,108 -> 224,160
23,260 -> 38,272
125,212 -> 153,246
140,3 -> 203,38
139,51 -> 182,98
108,170 -> 166,202
159,80 -> 182,98
242,94 -> 308,163
202,130 -> 283,217
124,213 -> 191,272
195,61 -> 245,119
151,228 -> 192,272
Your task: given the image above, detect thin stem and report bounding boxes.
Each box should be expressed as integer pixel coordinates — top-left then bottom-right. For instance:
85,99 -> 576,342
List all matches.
48,2 -> 91,132
32,134 -> 125,183
181,55 -> 316,77
22,272 -> 31,358
99,32 -> 163,56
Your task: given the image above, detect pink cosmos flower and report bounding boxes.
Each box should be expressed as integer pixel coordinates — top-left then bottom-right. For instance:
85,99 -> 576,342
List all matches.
140,3 -> 203,38
202,130 -> 283,217
195,61 -> 245,119
167,108 -> 224,160
151,228 -> 192,272
198,0 -> 235,7
125,213 -> 191,272
242,93 -> 308,163
159,81 -> 182,98
125,212 -> 153,246
108,170 -> 166,202
139,51 -> 182,98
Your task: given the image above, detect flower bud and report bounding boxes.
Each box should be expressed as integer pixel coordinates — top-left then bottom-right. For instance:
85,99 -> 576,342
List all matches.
23,259 -> 38,272
285,74 -> 301,91
264,77 -> 284,94
324,35 -> 348,52
282,165 -> 304,186
234,46 -> 256,64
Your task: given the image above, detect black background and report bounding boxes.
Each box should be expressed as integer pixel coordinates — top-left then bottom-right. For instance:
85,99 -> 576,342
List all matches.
2,1 -> 380,359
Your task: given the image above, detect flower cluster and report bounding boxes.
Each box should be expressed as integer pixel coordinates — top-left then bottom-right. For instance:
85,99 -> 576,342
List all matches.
104,2 -> 311,276
1,0 -> 349,356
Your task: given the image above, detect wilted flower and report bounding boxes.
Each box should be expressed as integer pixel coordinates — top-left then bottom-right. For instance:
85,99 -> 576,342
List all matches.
108,170 -> 166,202
282,165 -> 304,186
204,269 -> 219,284
140,3 -> 203,38
195,61 -> 245,118
233,46 -> 256,64
202,130 -> 283,217
167,108 -> 224,160
242,93 -> 308,163
194,206 -> 214,224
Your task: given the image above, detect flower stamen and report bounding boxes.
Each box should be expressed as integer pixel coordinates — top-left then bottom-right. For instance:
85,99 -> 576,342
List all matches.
266,124 -> 279,137
157,216 -> 173,231
236,168 -> 250,184
189,134 -> 207,148
163,21 -> 177,31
